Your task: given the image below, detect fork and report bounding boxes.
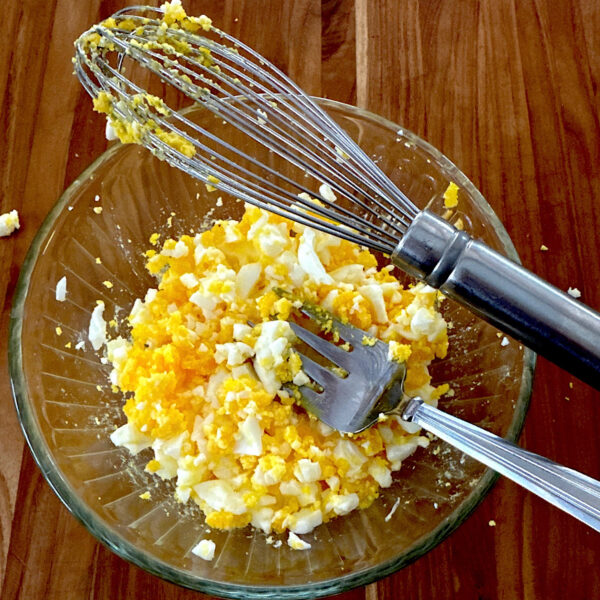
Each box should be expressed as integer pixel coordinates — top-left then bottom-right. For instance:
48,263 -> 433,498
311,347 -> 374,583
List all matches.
288,311 -> 600,533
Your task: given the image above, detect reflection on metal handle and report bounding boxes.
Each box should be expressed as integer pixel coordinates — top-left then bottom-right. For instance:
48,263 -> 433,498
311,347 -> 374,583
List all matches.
392,210 -> 600,389
403,397 -> 600,532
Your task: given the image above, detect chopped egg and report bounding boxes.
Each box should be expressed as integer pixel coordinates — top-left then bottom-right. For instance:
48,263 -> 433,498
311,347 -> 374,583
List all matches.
297,228 -> 334,284
191,538 -> 216,560
443,182 -> 459,208
233,415 -> 263,456
110,422 -> 152,454
0,210 -> 20,237
319,183 -> 337,203
101,202 -> 449,545
287,532 -> 311,550
88,301 -> 107,350
384,498 -> 400,522
106,120 -> 118,141
56,276 -> 67,302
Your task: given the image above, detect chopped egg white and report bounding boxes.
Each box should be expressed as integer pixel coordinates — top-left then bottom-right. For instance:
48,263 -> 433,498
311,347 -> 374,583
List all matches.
234,415 -> 263,456
110,422 -> 152,455
287,532 -> 311,550
236,263 -> 261,299
0,210 -> 20,237
191,538 -> 216,561
360,284 -> 388,324
297,228 -> 334,285
384,498 -> 400,522
105,119 -> 118,141
253,320 -> 297,394
88,301 -> 107,350
55,276 -> 67,302
318,183 -> 337,203
194,480 -> 246,515
294,459 -> 321,483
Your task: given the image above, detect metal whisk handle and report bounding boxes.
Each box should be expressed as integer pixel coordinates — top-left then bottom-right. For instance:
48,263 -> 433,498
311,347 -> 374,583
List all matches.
403,397 -> 600,532
393,210 -> 600,388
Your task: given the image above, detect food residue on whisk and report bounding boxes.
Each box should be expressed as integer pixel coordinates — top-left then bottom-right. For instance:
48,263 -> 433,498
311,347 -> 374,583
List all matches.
191,538 -> 216,560
80,1 -> 214,158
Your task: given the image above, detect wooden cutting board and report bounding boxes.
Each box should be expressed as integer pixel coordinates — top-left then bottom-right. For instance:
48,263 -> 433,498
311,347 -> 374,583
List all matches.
2,1 -> 600,598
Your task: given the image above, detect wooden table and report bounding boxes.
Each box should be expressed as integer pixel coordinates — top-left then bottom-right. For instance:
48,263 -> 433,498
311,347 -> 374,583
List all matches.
2,1 -> 600,598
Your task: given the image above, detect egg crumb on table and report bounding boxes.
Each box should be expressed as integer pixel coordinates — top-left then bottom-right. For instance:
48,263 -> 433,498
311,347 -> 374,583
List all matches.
0,209 -> 20,237
96,202 -> 449,548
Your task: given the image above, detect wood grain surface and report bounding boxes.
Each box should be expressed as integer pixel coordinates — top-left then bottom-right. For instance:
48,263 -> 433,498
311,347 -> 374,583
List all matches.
2,1 -> 600,598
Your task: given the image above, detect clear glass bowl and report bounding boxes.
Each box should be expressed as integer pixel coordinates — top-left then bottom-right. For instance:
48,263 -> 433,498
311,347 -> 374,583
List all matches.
9,100 -> 534,598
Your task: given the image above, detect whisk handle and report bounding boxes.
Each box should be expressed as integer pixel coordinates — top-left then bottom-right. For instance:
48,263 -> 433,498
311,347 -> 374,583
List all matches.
392,210 -> 600,389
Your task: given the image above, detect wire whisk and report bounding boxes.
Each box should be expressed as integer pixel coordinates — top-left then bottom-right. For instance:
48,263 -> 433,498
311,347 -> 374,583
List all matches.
74,5 -> 417,255
74,5 -> 600,388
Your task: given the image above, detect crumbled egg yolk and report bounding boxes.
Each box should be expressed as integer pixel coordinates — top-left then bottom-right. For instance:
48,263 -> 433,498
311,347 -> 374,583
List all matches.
443,182 -> 459,208
161,0 -> 212,32
92,91 -> 196,157
104,203 -> 449,542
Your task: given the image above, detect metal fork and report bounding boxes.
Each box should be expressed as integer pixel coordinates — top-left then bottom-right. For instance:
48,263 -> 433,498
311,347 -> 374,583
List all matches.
288,312 -> 600,533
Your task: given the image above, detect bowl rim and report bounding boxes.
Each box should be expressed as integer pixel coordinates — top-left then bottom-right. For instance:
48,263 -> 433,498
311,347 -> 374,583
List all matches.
9,97 -> 535,598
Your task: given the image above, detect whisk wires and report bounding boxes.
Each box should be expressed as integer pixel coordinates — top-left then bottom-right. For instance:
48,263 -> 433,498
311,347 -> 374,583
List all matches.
74,5 -> 419,255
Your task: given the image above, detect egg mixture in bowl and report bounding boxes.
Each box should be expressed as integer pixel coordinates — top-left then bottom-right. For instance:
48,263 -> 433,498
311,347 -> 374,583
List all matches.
102,199 -> 450,553
10,101 -> 533,598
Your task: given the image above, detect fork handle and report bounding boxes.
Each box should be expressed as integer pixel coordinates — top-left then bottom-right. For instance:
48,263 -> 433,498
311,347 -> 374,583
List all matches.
392,209 -> 600,389
403,397 -> 600,532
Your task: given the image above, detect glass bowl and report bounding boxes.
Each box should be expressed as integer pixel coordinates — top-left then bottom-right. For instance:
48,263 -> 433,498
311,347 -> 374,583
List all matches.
9,99 -> 534,598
